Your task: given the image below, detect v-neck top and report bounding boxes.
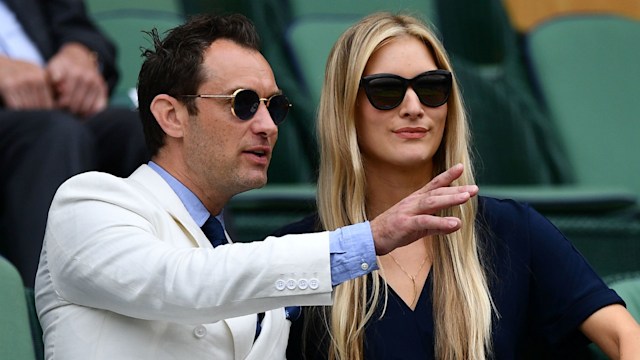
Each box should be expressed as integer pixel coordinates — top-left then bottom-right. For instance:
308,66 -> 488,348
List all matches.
274,196 -> 624,360
363,274 -> 436,359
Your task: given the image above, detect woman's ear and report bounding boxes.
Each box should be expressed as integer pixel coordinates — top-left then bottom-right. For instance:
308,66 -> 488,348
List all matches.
150,94 -> 188,138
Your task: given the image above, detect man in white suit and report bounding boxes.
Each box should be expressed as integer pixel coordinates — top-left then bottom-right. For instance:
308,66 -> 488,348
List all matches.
34,14 -> 478,359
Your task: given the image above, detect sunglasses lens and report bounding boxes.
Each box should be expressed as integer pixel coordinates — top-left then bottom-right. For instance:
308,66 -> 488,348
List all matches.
233,90 -> 260,120
266,95 -> 290,125
414,73 -> 451,107
365,78 -> 406,110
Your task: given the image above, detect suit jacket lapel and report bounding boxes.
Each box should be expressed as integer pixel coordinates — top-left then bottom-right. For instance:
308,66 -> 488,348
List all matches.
226,309 -> 288,360
246,309 -> 289,359
225,315 -> 258,360
127,165 -> 213,249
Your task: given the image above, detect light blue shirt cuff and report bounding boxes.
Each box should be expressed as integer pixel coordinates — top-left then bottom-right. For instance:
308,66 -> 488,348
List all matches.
329,221 -> 378,286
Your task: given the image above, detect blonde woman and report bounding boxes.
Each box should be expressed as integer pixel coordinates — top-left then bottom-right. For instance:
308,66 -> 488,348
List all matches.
274,12 -> 640,360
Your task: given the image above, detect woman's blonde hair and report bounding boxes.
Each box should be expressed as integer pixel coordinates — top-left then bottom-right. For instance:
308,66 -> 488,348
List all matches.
315,12 -> 494,359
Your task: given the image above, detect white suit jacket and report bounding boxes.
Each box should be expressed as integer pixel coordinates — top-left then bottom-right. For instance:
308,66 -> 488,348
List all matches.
35,165 -> 333,360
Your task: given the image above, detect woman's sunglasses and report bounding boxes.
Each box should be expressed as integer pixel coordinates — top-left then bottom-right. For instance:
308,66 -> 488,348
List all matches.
359,69 -> 452,110
179,89 -> 291,125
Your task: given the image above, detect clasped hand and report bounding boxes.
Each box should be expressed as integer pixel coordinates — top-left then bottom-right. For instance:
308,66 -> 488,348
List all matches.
0,43 -> 107,117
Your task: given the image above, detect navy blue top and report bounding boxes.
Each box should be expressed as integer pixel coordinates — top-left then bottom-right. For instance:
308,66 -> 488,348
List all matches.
273,196 -> 624,360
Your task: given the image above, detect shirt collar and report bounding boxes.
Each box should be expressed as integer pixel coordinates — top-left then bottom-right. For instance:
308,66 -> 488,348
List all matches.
148,161 -> 224,228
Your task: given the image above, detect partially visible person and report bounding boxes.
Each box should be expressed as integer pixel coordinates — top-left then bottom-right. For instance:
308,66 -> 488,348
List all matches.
34,13 -> 477,359
0,0 -> 148,287
273,12 -> 640,360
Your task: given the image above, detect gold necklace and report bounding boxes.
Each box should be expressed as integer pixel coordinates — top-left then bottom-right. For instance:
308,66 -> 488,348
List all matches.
387,252 -> 429,308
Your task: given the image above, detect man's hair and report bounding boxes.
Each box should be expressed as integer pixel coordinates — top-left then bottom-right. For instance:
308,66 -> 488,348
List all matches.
137,13 -> 261,156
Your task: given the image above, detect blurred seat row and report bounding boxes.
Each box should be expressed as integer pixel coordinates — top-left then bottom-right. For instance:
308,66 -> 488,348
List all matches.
3,1 -> 638,358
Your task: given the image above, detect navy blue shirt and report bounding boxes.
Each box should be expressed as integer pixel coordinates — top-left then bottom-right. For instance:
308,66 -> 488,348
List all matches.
274,197 -> 624,359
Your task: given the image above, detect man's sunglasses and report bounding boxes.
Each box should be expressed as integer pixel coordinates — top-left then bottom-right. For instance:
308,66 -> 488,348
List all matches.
359,69 -> 452,110
179,89 -> 291,125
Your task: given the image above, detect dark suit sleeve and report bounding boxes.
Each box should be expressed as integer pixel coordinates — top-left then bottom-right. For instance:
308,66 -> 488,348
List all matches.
42,0 -> 119,93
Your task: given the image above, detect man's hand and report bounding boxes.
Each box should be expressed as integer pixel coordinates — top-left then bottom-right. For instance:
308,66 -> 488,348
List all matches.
370,164 -> 479,255
0,56 -> 55,109
47,43 -> 108,118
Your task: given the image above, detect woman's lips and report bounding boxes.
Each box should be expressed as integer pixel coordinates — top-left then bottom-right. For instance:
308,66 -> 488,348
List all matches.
393,127 -> 428,139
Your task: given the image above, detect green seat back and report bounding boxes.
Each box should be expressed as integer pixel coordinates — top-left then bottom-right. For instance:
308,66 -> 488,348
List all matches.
526,15 -> 640,198
453,58 -> 569,185
0,257 -> 36,360
286,17 -> 358,113
611,274 -> 640,322
86,0 -> 185,108
92,13 -> 184,108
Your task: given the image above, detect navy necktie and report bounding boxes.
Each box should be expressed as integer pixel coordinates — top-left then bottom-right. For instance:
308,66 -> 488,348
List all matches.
201,216 -> 227,247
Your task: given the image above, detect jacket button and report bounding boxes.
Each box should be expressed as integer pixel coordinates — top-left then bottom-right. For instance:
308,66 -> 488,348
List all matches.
298,278 -> 309,290
193,325 -> 207,338
309,278 -> 319,290
286,278 -> 297,290
275,279 -> 286,290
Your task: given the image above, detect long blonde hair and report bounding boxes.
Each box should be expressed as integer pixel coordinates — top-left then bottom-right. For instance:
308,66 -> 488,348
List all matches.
315,12 -> 494,360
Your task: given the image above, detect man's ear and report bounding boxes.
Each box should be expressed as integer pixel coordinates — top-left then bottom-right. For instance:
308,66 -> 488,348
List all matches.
150,94 -> 189,138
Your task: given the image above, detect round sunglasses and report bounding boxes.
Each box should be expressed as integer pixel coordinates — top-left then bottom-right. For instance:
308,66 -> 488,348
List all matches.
359,69 -> 452,110
179,89 -> 291,125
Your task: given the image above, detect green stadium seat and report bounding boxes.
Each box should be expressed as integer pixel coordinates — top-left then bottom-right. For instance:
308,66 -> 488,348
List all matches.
86,0 -> 185,108
525,15 -> 640,200
452,58 -> 570,186
519,16 -> 640,275
0,256 -> 37,360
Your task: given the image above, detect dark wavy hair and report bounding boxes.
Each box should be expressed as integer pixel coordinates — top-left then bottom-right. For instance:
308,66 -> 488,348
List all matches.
137,13 -> 261,156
